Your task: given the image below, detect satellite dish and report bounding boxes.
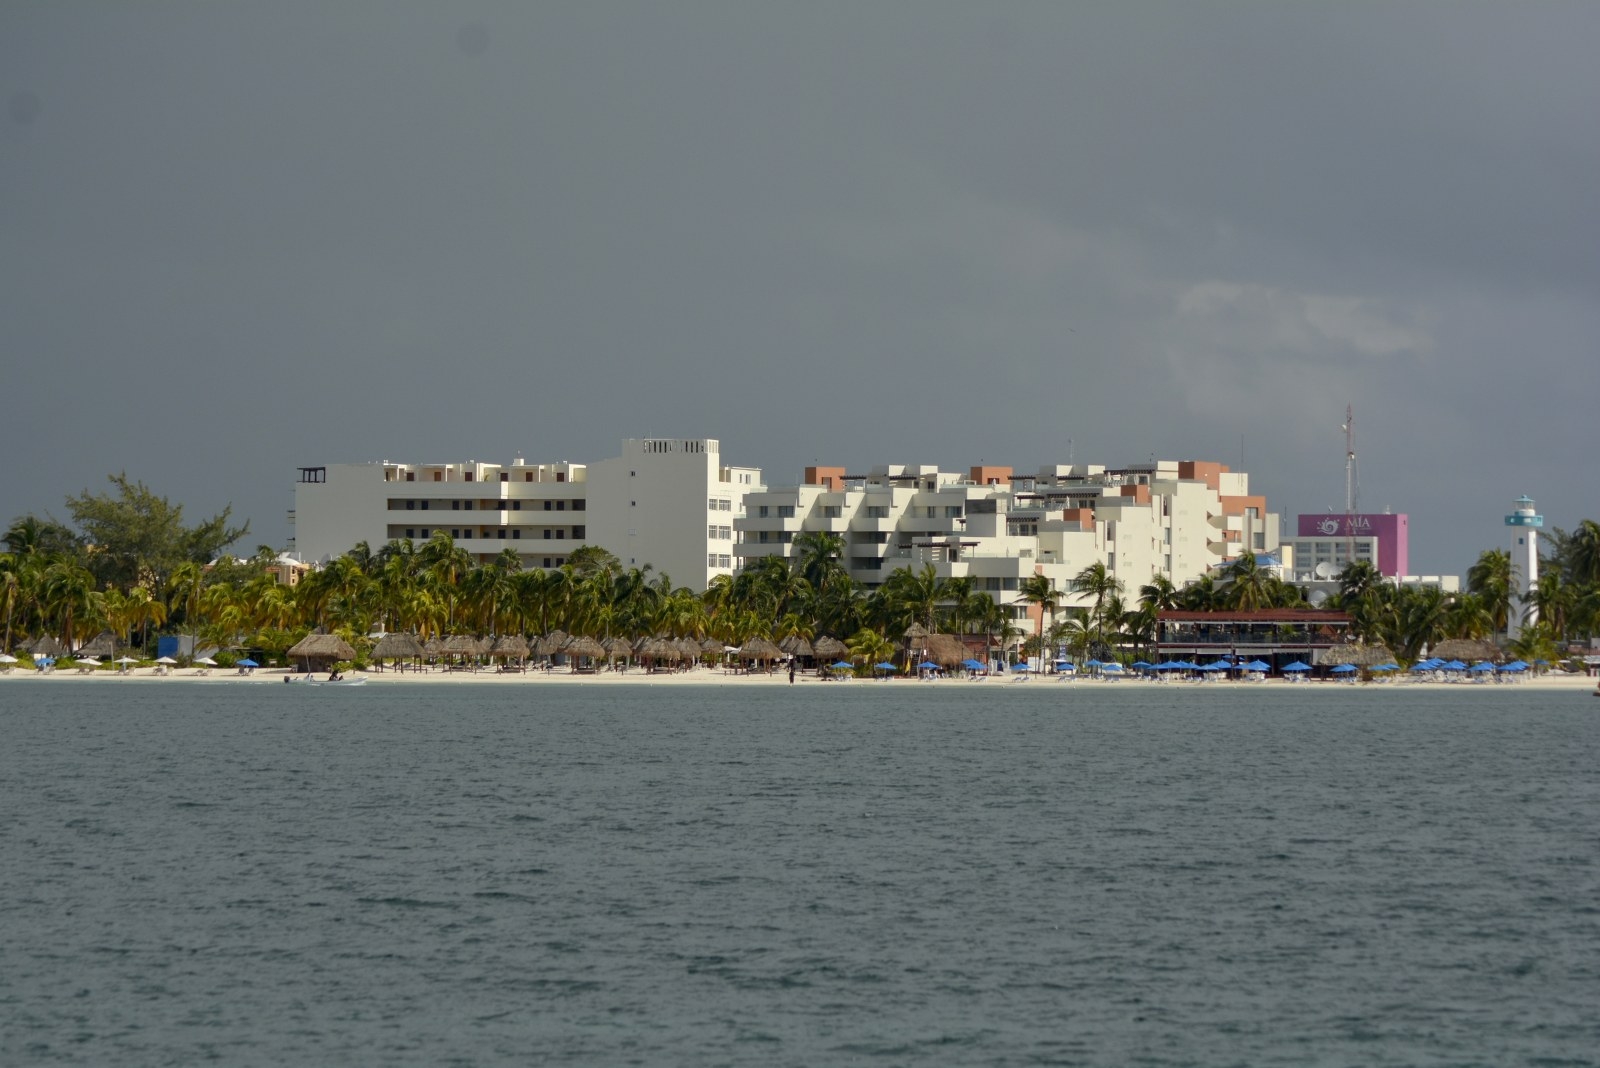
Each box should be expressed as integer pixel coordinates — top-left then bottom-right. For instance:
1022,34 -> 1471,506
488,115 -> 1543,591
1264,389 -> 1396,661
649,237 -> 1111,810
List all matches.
1314,561 -> 1334,580
1309,589 -> 1329,607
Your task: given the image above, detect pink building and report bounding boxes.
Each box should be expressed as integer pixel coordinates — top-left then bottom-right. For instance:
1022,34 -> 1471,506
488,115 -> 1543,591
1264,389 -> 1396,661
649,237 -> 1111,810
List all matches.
1294,513 -> 1409,577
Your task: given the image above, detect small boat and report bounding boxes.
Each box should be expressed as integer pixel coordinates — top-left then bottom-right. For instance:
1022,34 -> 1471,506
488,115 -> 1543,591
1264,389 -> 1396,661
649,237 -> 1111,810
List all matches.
283,674 -> 368,687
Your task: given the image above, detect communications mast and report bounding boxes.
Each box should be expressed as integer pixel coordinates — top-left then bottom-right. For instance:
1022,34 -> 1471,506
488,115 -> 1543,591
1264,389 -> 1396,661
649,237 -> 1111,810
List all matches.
1341,405 -> 1358,562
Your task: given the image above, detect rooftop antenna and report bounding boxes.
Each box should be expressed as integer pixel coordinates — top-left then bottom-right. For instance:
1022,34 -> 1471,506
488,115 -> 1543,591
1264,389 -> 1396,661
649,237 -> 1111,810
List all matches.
1066,437 -> 1074,466
1341,404 -> 1358,561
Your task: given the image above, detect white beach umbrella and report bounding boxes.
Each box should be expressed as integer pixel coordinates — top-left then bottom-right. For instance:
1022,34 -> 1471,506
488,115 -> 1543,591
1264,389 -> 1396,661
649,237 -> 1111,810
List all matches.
195,656 -> 218,666
0,653 -> 18,664
115,656 -> 138,664
155,656 -> 178,665
77,657 -> 102,667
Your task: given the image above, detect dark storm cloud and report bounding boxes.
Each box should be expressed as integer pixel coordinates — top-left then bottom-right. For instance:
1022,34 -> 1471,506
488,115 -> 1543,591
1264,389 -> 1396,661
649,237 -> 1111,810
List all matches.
2,2 -> 1595,572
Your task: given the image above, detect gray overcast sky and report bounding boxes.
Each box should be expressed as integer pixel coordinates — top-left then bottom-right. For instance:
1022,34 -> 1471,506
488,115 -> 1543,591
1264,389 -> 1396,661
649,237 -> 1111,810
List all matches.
4,2 -> 1596,574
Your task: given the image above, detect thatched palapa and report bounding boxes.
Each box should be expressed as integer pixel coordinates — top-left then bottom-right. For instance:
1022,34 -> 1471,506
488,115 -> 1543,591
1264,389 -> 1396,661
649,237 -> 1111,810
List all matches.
490,634 -> 530,659
812,635 -> 847,660
75,631 -> 117,658
287,632 -> 357,670
1429,638 -> 1501,662
739,637 -> 783,661
779,635 -> 814,658
923,633 -> 967,667
372,632 -> 425,660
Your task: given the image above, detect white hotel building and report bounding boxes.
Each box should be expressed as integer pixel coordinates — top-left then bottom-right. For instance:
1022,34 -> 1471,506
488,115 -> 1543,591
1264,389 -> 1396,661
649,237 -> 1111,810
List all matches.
291,438 -> 762,592
738,459 -> 1279,620
291,440 -> 1279,608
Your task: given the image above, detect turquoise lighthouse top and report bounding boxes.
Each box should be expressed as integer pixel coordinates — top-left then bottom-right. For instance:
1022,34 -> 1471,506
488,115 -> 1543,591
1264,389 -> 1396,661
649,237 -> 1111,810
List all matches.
1506,495 -> 1544,527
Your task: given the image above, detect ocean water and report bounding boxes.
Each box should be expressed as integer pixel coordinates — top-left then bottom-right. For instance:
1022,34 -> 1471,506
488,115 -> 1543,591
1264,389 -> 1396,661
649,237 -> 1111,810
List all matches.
2,680 -> 1597,1066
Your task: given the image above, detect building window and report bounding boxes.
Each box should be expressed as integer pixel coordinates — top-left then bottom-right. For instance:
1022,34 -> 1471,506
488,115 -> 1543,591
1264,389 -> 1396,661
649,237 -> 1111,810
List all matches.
452,501 -> 460,511
945,506 -> 962,518
544,530 -> 552,540
866,505 -> 889,518
709,498 -> 718,510
544,500 -> 553,511
758,505 -> 769,518
777,505 -> 795,518
709,524 -> 718,539
572,526 -> 584,539
524,473 -> 533,482
513,530 -> 521,540
465,471 -> 473,482
405,528 -> 415,539
543,558 -> 553,568
451,529 -> 460,539
708,553 -> 718,567
497,529 -> 506,539
500,472 -> 509,482
719,499 -> 731,511
511,501 -> 521,511
556,500 -> 566,511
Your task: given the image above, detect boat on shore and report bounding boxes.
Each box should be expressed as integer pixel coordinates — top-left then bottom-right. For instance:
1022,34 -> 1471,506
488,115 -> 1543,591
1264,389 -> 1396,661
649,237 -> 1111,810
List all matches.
283,674 -> 368,687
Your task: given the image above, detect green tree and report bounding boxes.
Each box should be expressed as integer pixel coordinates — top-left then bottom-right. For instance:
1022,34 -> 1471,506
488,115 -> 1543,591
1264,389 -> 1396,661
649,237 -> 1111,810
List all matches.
65,473 -> 248,590
1071,561 -> 1123,651
1466,549 -> 1515,640
1016,573 -> 1061,665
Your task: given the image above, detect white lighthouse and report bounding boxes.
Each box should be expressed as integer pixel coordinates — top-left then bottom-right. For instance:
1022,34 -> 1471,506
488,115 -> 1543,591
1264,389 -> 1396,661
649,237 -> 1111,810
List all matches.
1504,495 -> 1543,641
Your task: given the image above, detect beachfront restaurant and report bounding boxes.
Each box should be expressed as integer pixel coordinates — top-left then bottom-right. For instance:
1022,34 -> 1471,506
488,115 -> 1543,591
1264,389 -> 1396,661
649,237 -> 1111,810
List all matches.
1155,609 -> 1352,670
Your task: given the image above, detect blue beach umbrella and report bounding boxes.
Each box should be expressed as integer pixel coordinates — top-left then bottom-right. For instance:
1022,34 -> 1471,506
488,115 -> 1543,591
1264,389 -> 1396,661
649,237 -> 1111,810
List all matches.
874,662 -> 898,671
1281,661 -> 1311,672
1084,658 -> 1102,668
829,661 -> 854,670
1132,661 -> 1153,669
237,658 -> 259,668
1330,663 -> 1357,674
1010,662 -> 1030,672
962,658 -> 987,671
1101,662 -> 1123,672
1243,660 -> 1271,672
917,661 -> 940,670
1371,663 -> 1398,672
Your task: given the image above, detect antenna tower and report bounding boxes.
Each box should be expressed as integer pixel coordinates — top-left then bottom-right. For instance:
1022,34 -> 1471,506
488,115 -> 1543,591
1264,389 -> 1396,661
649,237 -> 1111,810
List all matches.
1341,405 -> 1358,561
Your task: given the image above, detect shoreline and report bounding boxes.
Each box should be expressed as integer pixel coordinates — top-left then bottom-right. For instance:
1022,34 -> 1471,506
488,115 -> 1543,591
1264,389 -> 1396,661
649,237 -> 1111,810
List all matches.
4,666 -> 1595,692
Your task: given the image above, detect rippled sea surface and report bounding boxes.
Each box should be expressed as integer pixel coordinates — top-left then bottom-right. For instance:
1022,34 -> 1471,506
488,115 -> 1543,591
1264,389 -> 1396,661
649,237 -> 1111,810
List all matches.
3,680 -> 1598,1066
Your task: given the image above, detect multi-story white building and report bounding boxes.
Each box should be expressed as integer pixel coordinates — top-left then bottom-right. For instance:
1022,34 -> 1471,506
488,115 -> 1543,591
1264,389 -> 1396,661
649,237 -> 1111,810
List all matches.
291,438 -> 762,592
737,459 -> 1280,625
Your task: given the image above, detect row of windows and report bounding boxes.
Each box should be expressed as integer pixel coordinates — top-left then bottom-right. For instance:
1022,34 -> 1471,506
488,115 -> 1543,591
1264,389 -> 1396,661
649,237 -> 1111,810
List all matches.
706,554 -> 733,568
398,470 -> 569,483
707,525 -> 733,540
707,498 -> 733,511
390,498 -> 584,512
397,526 -> 585,541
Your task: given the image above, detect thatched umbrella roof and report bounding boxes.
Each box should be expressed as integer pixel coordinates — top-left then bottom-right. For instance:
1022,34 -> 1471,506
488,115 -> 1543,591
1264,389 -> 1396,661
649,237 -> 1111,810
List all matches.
286,633 -> 357,661
674,638 -> 702,660
490,634 -> 530,658
422,636 -> 444,657
603,636 -> 634,657
372,632 -> 425,659
923,633 -> 967,667
439,634 -> 480,656
75,631 -> 117,658
700,637 -> 723,654
812,635 -> 847,659
779,635 -> 815,657
563,635 -> 606,659
903,621 -> 929,642
1430,638 -> 1501,662
739,637 -> 783,660
27,635 -> 66,657
535,630 -> 569,657
1336,642 -> 1397,668
638,637 -> 677,660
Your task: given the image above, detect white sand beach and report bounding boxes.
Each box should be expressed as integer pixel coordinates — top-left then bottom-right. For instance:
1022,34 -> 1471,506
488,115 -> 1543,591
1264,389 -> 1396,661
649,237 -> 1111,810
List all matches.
5,665 -> 1596,692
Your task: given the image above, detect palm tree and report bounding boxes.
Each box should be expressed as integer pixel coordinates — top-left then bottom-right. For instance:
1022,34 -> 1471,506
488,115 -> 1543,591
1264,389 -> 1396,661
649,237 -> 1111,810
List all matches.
1221,552 -> 1273,611
1071,562 -> 1123,652
1566,519 -> 1600,588
845,627 -> 895,670
42,560 -> 101,649
167,561 -> 206,655
1016,573 -> 1061,665
792,530 -> 847,590
0,552 -> 20,653
1466,549 -> 1515,640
